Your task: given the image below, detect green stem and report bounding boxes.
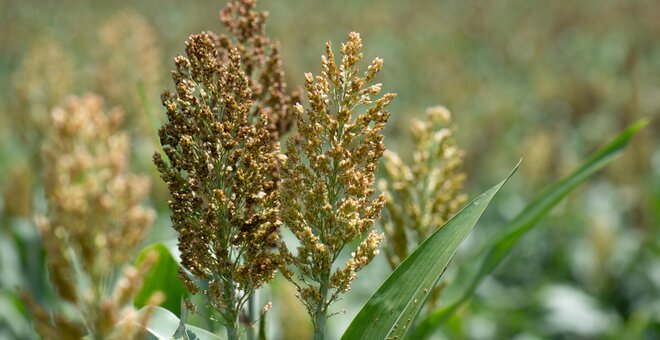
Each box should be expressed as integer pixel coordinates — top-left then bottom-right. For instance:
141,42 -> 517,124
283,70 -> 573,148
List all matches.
226,316 -> 240,340
247,294 -> 256,340
313,275 -> 330,340
224,279 -> 241,340
258,311 -> 267,340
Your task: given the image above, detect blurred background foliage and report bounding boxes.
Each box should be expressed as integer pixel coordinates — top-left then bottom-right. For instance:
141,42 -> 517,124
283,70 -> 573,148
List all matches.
0,0 -> 658,339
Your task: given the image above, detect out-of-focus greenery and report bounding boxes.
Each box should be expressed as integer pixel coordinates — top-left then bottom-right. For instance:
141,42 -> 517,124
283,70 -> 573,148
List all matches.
1,0 -> 658,339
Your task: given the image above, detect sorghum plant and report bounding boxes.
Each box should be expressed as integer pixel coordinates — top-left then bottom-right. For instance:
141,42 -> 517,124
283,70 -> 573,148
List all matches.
11,35 -> 73,162
153,33 -> 282,339
278,32 -> 395,340
5,36 -> 73,218
96,10 -> 162,135
23,94 -> 157,340
218,0 -> 300,142
153,1 -> 300,337
379,105 -> 466,309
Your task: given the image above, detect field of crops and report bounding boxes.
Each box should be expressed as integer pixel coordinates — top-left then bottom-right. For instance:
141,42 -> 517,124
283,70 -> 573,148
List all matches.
1,1 -> 658,339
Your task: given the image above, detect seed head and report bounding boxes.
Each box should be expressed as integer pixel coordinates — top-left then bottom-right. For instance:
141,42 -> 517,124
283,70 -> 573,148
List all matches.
24,94 -> 156,339
380,106 -> 467,274
279,31 -> 394,320
154,16 -> 284,326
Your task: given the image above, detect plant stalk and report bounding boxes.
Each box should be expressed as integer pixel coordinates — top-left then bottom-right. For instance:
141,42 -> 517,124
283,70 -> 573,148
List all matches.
226,316 -> 239,340
313,275 -> 330,340
247,294 -> 256,340
224,278 -> 240,340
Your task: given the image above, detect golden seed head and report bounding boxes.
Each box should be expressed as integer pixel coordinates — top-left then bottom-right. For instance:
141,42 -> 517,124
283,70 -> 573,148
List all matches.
25,93 -> 155,339
380,105 -> 467,273
280,31 -> 394,318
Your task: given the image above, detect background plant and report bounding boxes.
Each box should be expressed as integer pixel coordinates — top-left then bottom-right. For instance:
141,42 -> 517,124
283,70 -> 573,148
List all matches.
21,94 -> 157,340
379,105 -> 467,312
217,0 -> 300,142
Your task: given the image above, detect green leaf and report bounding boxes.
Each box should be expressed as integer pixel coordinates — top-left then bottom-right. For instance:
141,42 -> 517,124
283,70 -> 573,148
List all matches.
410,118 -> 649,339
137,306 -> 223,340
341,162 -> 520,340
0,289 -> 32,339
173,297 -> 197,340
135,242 -> 189,315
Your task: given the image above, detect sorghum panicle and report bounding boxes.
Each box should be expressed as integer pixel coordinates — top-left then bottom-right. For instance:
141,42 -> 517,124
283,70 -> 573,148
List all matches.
96,10 -> 162,135
11,36 -> 73,160
24,94 -> 157,340
218,0 -> 301,141
279,32 -> 395,335
153,30 -> 282,335
379,105 -> 466,309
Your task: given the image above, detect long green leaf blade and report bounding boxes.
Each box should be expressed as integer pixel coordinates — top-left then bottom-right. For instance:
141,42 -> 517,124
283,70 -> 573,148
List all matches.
411,118 -> 648,339
341,163 -> 520,340
135,242 -> 189,315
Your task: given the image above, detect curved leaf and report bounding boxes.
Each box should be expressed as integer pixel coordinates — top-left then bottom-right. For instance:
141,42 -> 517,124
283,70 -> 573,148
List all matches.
135,242 -> 188,315
341,162 -> 520,340
410,118 -> 648,339
137,306 -> 223,340
0,289 -> 32,339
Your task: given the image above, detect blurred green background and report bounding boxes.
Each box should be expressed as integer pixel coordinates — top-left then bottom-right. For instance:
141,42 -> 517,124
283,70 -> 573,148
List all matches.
1,0 -> 658,339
